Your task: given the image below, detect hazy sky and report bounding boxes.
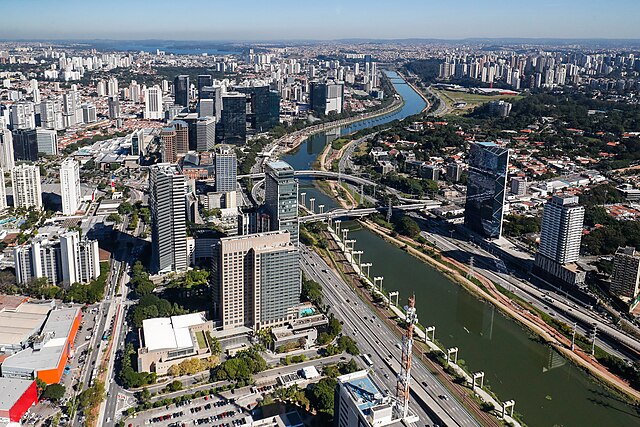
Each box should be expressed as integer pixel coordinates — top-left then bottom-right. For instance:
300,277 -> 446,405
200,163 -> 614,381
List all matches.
2,0 -> 639,41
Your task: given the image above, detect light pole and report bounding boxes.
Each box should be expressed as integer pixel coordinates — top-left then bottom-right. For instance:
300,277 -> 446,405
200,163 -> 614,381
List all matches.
342,228 -> 349,243
352,250 -> 363,267
300,192 -> 306,207
310,198 -> 315,213
335,219 -> 342,236
361,262 -> 372,279
319,204 -> 325,214
374,276 -> 384,293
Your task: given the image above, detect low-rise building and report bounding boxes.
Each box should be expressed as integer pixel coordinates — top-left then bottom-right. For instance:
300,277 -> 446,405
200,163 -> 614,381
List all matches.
0,378 -> 38,424
137,312 -> 214,375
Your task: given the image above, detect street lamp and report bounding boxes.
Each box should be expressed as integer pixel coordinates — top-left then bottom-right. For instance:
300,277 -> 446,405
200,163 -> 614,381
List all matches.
300,192 -> 306,207
309,198 -> 315,212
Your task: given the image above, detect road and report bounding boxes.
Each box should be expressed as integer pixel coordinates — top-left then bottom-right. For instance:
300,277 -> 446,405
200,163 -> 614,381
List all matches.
300,245 -> 483,427
418,215 -> 640,360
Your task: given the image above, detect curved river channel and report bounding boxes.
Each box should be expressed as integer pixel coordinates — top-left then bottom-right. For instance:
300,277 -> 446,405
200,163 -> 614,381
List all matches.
281,71 -> 640,426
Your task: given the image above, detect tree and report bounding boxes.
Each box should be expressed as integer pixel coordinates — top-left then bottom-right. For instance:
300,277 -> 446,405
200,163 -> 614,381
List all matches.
107,213 -> 122,224
394,215 -> 421,238
307,378 -> 337,416
42,384 -> 66,402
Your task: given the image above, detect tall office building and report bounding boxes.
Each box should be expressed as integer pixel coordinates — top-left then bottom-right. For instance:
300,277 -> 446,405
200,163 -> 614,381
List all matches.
9,101 -> 36,130
463,142 -> 509,239
235,85 -> 280,132
62,90 -> 81,127
35,129 -> 58,156
211,230 -> 300,330
173,75 -> 190,108
196,117 -> 216,152
107,95 -> 120,120
144,85 -> 164,120
60,158 -> 81,215
197,99 -> 215,118
12,129 -> 39,161
446,162 -> 461,182
220,92 -> 247,145
534,195 -> 586,286
215,146 -> 237,192
197,75 -> 213,96
199,86 -> 222,118
264,161 -> 299,245
309,81 -> 344,115
149,163 -> 187,274
12,164 -> 42,209
160,126 -> 177,164
0,128 -> 15,170
172,120 -> 189,156
610,247 -> 640,299
0,169 -> 7,211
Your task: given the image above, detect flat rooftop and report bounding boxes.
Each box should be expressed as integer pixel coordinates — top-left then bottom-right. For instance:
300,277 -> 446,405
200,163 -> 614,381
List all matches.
0,377 -> 34,411
142,312 -> 207,352
2,307 -> 79,373
0,300 -> 52,348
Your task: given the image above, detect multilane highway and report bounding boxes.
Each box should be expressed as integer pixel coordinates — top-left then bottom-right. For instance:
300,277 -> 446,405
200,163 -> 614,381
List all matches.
300,245 -> 483,427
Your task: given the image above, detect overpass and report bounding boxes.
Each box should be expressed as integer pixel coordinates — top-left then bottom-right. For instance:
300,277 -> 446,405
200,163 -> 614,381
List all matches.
299,201 -> 441,223
238,170 -> 378,187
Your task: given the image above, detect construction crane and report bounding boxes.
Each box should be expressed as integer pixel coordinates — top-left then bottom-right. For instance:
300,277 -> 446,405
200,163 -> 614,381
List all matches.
396,295 -> 418,419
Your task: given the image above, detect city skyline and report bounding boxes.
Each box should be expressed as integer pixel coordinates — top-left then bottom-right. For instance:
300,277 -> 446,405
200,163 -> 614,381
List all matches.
2,0 -> 640,41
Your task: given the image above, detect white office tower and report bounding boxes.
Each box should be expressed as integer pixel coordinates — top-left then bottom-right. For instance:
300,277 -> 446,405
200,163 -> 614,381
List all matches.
36,129 -> 58,155
0,129 -> 15,171
12,164 -> 42,209
144,85 -> 163,120
40,99 -> 64,130
0,169 -> 7,211
107,77 -> 119,96
129,80 -> 141,102
534,195 -> 586,286
538,195 -> 584,264
60,230 -> 80,286
149,164 -> 187,274
30,79 -> 41,104
60,158 -> 81,215
97,80 -> 106,97
9,101 -> 36,130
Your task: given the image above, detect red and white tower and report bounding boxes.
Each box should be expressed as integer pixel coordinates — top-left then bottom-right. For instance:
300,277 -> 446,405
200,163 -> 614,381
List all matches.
396,294 -> 418,419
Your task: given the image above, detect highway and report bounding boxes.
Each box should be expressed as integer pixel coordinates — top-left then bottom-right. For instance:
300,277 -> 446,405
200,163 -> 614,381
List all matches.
300,245 -> 483,427
418,216 -> 640,360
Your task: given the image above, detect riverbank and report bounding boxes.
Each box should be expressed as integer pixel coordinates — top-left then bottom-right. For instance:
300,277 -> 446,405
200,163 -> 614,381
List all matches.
358,219 -> 640,403
396,71 -> 431,113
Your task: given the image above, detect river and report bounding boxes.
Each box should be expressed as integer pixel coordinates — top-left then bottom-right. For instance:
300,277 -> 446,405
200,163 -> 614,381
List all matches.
283,71 -> 640,426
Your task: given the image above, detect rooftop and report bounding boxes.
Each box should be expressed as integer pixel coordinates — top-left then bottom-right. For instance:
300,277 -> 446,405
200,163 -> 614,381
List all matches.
0,377 -> 34,411
0,300 -> 52,348
142,312 -> 207,352
3,307 -> 80,373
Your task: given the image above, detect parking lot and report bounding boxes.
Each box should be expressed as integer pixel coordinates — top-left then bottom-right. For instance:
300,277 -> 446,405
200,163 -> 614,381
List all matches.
125,393 -> 250,427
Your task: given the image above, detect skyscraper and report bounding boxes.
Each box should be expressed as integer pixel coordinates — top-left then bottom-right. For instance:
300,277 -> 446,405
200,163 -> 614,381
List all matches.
149,163 -> 187,274
11,129 -> 39,161
196,117 -> 216,152
220,92 -> 247,145
197,74 -> 213,96
174,75 -> 190,108
0,169 -> 7,211
12,164 -> 42,209
534,195 -> 586,286
211,230 -> 300,330
309,81 -> 344,115
160,126 -> 177,164
36,129 -> 58,156
144,85 -> 164,120
610,247 -> 640,300
60,230 -> 81,286
60,158 -> 81,215
81,103 -> 97,123
235,85 -> 281,132
463,142 -> 509,239
172,120 -> 189,156
215,146 -> 237,192
0,128 -> 15,171
9,101 -> 36,130
107,95 -> 120,120
264,161 -> 299,245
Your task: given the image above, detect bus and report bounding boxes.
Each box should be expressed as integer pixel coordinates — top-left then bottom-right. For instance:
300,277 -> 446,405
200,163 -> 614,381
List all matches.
362,354 -> 374,367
